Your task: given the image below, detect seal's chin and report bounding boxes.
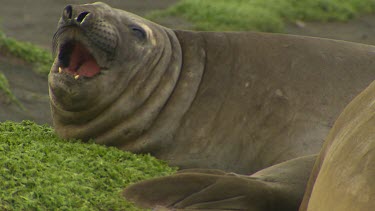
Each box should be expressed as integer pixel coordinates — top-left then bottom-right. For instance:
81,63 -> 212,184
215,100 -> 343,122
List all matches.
58,40 -> 101,78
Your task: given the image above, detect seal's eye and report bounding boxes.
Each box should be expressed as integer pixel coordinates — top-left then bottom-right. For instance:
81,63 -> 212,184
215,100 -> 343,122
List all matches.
130,25 -> 146,39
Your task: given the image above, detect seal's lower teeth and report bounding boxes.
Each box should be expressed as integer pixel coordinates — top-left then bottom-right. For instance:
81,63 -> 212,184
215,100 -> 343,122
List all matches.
58,67 -> 62,73
74,75 -> 80,80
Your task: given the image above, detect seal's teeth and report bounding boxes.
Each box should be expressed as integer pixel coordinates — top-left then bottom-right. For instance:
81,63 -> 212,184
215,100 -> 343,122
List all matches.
58,67 -> 62,73
74,75 -> 80,80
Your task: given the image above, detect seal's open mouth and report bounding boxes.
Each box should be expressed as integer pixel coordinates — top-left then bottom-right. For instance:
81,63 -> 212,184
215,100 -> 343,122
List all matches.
58,41 -> 101,78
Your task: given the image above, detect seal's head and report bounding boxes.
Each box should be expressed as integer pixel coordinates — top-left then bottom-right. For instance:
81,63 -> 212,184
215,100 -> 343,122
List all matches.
50,2 -> 154,112
49,2 -> 182,142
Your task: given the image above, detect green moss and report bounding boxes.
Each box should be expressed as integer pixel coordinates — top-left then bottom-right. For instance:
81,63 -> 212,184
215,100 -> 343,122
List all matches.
151,0 -> 375,32
0,31 -> 52,75
0,121 -> 176,210
0,72 -> 24,110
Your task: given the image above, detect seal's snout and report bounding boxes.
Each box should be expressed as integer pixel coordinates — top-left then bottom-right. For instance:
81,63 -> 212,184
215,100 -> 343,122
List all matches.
62,5 -> 90,25
53,3 -> 118,80
76,12 -> 90,24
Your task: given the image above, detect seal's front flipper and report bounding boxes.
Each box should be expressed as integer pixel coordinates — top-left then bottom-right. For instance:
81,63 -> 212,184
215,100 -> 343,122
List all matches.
123,155 -> 316,211
124,172 -> 275,210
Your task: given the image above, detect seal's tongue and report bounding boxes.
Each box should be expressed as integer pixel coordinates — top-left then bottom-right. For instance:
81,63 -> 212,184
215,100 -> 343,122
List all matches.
65,43 -> 100,78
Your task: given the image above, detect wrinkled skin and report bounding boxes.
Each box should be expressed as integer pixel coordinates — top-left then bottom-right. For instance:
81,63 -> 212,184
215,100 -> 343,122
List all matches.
300,81 -> 375,211
49,2 -> 375,210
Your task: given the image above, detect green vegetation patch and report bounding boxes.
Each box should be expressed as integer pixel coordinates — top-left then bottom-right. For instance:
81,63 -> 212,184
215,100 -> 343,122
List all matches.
0,121 -> 176,210
151,0 -> 375,32
0,72 -> 24,109
0,31 -> 52,75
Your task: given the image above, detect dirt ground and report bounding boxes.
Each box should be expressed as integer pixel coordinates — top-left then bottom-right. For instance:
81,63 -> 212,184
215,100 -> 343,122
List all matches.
1,0 -> 375,125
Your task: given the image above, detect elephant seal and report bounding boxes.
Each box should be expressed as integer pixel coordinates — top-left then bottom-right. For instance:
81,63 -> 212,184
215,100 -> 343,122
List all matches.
300,81 -> 375,211
49,2 -> 375,210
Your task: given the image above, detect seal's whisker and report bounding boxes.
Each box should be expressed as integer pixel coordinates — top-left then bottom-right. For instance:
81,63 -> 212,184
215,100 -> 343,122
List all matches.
52,26 -> 70,57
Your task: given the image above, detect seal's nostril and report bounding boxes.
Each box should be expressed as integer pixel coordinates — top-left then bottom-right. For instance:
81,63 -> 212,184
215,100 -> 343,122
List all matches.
63,5 -> 73,19
77,11 -> 90,23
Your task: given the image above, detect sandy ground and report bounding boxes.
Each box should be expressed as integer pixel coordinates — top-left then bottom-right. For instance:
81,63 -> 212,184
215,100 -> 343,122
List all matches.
286,15 -> 375,45
1,0 -> 375,124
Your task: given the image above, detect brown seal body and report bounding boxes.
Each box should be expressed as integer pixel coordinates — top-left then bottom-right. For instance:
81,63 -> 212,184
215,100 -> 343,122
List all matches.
300,81 -> 375,211
49,3 -> 375,210
161,30 -> 375,173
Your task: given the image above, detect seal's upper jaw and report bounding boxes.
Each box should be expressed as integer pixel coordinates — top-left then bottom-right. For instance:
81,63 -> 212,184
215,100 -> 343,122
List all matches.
57,40 -> 101,79
52,3 -> 120,80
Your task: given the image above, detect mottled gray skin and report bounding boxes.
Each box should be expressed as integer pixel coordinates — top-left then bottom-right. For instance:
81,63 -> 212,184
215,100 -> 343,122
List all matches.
49,3 -> 375,210
300,80 -> 375,211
